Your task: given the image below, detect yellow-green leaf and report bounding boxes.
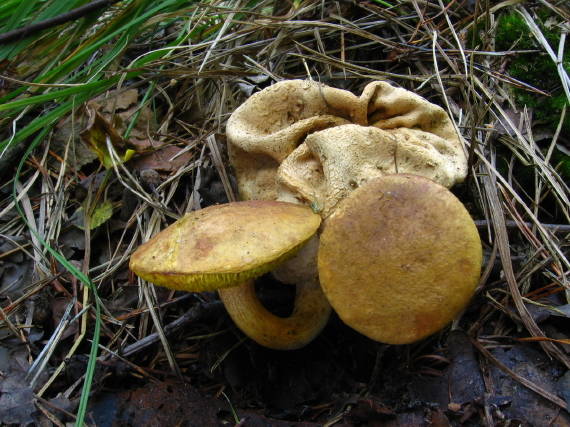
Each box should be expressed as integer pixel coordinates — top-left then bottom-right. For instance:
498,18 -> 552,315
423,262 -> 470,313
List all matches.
89,200 -> 114,230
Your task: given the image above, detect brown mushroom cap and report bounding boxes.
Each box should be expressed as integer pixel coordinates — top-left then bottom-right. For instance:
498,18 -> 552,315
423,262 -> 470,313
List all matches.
129,200 -> 321,292
318,174 -> 482,344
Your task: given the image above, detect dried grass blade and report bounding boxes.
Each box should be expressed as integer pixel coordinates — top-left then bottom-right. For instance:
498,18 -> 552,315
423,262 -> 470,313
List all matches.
517,7 -> 570,103
207,134 -> 236,202
142,281 -> 182,378
481,158 -> 570,369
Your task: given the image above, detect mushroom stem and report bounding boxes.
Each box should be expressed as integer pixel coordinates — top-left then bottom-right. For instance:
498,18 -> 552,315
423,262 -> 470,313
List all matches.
218,279 -> 331,350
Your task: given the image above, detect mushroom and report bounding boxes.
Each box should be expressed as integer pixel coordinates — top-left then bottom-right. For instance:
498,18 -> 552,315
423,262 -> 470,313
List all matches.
132,81 -> 480,350
276,122 -> 466,217
317,174 -> 482,344
225,79 -> 471,346
130,200 -> 331,350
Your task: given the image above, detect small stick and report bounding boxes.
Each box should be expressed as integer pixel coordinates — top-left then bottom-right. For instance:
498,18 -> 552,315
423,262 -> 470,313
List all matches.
0,0 -> 122,45
474,219 -> 570,233
121,300 -> 225,357
35,396 -> 77,423
471,338 -> 568,411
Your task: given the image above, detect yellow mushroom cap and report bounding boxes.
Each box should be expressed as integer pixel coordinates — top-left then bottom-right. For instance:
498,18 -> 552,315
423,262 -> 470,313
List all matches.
130,200 -> 321,292
318,174 -> 482,344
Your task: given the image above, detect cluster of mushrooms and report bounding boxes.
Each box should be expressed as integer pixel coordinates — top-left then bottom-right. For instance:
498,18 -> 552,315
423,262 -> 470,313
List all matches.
130,80 -> 482,350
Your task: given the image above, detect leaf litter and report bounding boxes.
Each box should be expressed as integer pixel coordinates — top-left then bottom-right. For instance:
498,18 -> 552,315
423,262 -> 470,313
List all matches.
0,0 -> 569,425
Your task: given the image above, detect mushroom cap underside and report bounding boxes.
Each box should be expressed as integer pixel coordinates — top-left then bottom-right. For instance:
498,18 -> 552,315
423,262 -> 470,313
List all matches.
130,200 -> 321,292
318,174 -> 482,344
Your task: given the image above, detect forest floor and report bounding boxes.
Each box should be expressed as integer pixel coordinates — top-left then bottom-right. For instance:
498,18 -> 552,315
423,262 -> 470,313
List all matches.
0,1 -> 568,425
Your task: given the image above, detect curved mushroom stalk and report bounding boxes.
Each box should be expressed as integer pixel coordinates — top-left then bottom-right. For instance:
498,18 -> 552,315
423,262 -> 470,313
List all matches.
218,279 -> 331,350
217,231 -> 330,350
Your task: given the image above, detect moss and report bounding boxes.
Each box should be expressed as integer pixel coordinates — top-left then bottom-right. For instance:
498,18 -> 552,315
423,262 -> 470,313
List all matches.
495,13 -> 536,50
494,9 -> 569,134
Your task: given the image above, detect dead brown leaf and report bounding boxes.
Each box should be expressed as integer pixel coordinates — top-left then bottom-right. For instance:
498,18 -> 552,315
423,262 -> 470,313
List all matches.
128,145 -> 193,174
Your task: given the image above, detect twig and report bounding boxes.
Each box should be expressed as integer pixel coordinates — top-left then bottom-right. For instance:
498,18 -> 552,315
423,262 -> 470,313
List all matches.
35,400 -> 65,427
97,343 -> 160,382
121,300 -> 225,357
0,241 -> 32,260
0,304 -> 24,341
473,220 -> 570,233
471,338 -> 568,411
35,396 -> 77,422
0,0 -> 122,44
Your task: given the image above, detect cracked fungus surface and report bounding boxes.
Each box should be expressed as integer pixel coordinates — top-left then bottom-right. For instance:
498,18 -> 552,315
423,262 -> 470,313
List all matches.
130,200 -> 321,292
318,175 -> 482,344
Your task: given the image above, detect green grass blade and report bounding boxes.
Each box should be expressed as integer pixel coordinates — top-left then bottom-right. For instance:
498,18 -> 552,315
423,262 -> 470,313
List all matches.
0,0 -> 89,60
13,127 -> 102,427
0,88 -> 103,151
0,79 -> 115,112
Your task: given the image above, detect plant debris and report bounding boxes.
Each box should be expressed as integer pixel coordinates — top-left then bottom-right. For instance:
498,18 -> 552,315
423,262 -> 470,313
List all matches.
0,0 -> 568,425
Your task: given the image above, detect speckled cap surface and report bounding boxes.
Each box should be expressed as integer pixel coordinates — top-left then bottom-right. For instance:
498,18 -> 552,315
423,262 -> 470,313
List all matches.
318,174 -> 482,344
130,200 -> 321,292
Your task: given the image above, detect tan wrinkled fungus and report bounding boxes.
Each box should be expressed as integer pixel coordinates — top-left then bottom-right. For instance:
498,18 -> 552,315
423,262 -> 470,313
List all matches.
227,80 -> 467,216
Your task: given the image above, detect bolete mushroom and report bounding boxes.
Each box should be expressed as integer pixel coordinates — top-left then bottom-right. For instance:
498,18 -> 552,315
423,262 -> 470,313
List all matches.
224,79 -> 473,347
129,200 -> 331,350
318,174 -> 482,344
133,81 -> 481,350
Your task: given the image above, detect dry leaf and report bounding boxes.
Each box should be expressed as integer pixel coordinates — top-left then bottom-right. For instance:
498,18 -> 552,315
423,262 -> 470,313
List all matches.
129,145 -> 193,174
